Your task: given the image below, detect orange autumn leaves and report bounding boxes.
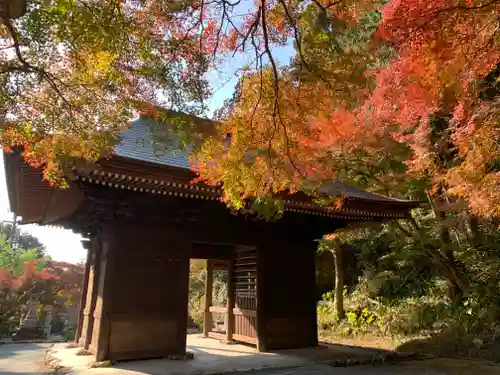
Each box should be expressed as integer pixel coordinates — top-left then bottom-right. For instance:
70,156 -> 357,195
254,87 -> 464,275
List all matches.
195,70 -> 375,208
369,0 -> 500,216
195,0 -> 500,217
0,0 -> 209,181
1,0 -> 498,218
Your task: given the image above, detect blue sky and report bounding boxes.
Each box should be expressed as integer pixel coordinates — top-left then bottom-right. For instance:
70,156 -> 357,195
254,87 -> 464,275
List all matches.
0,44 -> 295,264
206,43 -> 295,114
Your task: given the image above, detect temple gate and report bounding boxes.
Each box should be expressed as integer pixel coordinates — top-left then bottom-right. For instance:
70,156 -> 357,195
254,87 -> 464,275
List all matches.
3,116 -> 421,361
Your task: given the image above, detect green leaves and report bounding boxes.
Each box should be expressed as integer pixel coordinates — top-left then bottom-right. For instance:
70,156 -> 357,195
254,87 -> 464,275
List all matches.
1,0 -> 211,183
249,196 -> 285,221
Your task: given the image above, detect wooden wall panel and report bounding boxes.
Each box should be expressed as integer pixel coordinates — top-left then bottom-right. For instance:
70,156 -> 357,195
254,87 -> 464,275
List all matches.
106,225 -> 190,361
109,315 -> 178,359
260,240 -> 318,350
232,246 -> 258,345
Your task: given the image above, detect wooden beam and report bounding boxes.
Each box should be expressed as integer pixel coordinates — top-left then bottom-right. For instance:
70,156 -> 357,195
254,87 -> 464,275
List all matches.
209,306 -> 227,313
203,260 -> 214,338
226,258 -> 235,343
190,243 -> 233,260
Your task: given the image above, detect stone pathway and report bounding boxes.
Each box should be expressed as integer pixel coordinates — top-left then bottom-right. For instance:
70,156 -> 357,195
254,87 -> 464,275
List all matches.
0,342 -> 51,375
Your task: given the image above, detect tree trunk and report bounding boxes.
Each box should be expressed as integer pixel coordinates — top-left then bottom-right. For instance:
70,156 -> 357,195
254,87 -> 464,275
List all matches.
426,192 -> 468,299
331,243 -> 345,321
466,215 -> 483,247
435,210 -> 466,299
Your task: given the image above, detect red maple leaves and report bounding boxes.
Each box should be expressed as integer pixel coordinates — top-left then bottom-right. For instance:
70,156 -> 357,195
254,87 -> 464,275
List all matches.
0,260 -> 57,290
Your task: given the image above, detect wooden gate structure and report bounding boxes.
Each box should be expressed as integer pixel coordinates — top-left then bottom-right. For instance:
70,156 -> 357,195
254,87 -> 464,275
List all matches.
201,247 -> 260,347
232,246 -> 258,345
4,116 -> 422,361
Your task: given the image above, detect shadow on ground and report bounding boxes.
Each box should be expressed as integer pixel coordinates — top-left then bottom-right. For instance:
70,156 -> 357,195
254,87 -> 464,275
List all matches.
397,330 -> 500,363
0,343 -> 51,375
0,342 -> 48,359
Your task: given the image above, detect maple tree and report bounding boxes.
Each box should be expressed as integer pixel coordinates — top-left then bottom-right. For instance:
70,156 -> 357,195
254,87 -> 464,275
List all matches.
194,0 -> 413,210
0,0 -> 498,219
0,236 -> 53,335
193,0 -> 500,298
366,0 -> 500,218
195,0 -> 499,219
0,0 -> 317,182
0,232 -> 84,335
0,0 -> 211,182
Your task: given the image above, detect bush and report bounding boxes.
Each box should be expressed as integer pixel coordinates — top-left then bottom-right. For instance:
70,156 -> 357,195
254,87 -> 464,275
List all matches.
188,294 -> 204,329
319,267 -> 500,358
63,326 -> 76,341
188,261 -> 229,331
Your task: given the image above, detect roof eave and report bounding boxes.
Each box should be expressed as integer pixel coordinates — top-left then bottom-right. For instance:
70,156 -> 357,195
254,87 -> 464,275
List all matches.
345,196 -> 427,207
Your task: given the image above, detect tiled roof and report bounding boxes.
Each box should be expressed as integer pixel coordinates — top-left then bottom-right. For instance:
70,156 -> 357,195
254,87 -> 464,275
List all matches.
114,117 -> 418,205
114,117 -> 192,169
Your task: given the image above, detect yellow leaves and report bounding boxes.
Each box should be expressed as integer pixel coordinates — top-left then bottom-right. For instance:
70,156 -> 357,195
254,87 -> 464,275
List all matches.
196,69 -> 330,208
0,24 -> 9,38
74,49 -> 117,84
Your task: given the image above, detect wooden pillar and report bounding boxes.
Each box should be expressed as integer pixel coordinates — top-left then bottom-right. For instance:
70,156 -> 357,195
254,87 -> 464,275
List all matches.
74,239 -> 91,344
175,253 -> 190,356
226,258 -> 235,343
79,236 -> 102,349
256,247 -> 267,352
93,232 -> 114,362
260,238 -> 318,350
306,241 -> 319,348
203,260 -> 213,337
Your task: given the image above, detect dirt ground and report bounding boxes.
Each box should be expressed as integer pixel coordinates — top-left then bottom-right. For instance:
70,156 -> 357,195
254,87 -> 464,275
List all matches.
320,332 -> 500,370
321,333 -> 408,351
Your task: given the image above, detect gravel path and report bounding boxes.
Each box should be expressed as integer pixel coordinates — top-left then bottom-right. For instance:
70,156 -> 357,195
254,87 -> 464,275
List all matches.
0,343 -> 51,375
